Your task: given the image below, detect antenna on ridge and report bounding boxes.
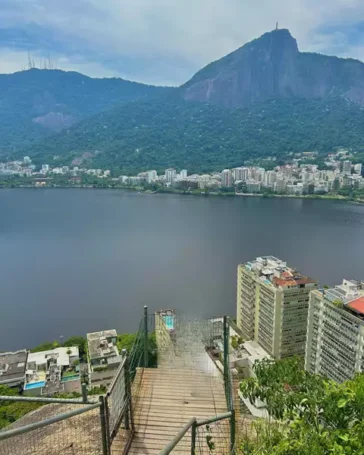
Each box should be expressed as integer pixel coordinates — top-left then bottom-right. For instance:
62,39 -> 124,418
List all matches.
28,50 -> 32,70
276,22 -> 279,30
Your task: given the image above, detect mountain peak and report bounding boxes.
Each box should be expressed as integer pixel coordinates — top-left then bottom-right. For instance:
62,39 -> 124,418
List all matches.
182,28 -> 364,108
265,28 -> 297,48
253,28 -> 296,43
242,28 -> 299,61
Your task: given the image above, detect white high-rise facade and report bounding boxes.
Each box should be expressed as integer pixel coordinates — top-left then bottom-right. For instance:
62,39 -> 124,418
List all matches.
146,170 -> 158,183
221,169 -> 233,187
306,279 -> 364,383
264,171 -> 277,186
237,256 -> 317,359
165,168 -> 177,184
234,167 -> 249,182
180,170 -> 188,180
256,168 -> 266,182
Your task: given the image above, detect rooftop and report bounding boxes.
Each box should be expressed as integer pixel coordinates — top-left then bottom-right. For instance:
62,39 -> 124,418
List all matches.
318,279 -> 364,316
239,340 -> 270,363
27,346 -> 79,369
347,296 -> 364,316
87,329 -> 119,361
243,256 -> 316,289
0,350 -> 28,385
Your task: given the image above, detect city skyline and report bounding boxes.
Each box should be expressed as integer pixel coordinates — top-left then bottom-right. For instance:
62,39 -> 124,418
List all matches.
1,149 -> 363,196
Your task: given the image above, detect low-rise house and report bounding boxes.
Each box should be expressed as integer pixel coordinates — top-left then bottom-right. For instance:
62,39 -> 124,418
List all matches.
25,346 -> 80,395
0,350 -> 28,389
87,330 -> 122,387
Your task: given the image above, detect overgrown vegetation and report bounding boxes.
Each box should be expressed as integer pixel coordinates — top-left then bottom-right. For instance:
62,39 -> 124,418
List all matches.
117,332 -> 157,368
16,96 -> 364,175
31,336 -> 87,360
239,357 -> 364,454
0,385 -> 42,430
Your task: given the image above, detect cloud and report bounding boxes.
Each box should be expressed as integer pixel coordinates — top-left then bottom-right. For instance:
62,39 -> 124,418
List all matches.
1,0 -> 364,85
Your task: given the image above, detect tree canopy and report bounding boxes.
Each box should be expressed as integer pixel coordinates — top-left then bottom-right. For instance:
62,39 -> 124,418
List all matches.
239,357 -> 364,455
18,96 -> 364,175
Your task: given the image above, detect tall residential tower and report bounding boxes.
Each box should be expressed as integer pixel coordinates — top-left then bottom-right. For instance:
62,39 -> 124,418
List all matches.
237,256 -> 316,359
305,279 -> 364,382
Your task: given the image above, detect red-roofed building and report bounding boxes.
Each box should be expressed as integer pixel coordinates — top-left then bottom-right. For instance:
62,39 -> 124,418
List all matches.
347,296 -> 364,316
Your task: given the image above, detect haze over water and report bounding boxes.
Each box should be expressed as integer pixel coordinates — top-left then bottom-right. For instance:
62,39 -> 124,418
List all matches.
1,189 -> 364,351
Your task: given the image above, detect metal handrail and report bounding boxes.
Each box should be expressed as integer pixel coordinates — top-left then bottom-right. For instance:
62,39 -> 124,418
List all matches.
158,412 -> 233,455
106,353 -> 127,395
159,418 -> 196,455
0,395 -> 98,405
196,411 -> 233,427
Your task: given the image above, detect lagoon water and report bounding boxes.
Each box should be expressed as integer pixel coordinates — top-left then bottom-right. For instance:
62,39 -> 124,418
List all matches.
1,189 -> 364,350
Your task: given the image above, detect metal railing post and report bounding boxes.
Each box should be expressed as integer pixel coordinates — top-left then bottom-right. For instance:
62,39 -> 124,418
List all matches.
191,420 -> 197,455
82,383 -> 88,403
122,349 -> 131,431
99,395 -> 110,455
159,418 -> 196,455
223,315 -> 229,399
230,409 -> 236,455
144,305 -> 149,367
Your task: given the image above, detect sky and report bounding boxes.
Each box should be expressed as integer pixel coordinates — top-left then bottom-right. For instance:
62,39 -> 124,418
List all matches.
1,0 -> 364,86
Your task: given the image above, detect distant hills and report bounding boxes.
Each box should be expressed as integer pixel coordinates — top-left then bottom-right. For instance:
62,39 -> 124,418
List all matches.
0,69 -> 169,153
3,29 -> 364,172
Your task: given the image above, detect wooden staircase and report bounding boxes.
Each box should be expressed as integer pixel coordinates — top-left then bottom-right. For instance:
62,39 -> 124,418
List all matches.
129,340 -> 229,455
113,320 -> 231,454
128,368 -> 228,454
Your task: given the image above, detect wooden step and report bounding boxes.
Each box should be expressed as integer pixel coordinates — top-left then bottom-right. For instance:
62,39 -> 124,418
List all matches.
121,350 -> 228,454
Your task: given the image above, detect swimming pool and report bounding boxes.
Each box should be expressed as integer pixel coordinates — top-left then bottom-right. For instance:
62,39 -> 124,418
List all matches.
163,315 -> 174,330
61,374 -> 80,383
24,381 -> 46,390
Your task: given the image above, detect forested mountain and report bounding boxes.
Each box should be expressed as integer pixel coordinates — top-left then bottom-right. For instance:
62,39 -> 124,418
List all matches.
4,28 -> 364,171
23,97 -> 364,174
183,29 -> 364,108
0,69 -> 170,154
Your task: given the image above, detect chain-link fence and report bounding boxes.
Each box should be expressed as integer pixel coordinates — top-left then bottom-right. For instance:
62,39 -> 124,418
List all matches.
105,356 -> 128,443
158,413 -> 234,455
0,309 -> 237,455
0,397 -> 106,455
195,417 -> 232,455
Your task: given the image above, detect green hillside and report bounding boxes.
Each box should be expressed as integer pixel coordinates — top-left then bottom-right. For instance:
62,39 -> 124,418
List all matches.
22,96 -> 364,174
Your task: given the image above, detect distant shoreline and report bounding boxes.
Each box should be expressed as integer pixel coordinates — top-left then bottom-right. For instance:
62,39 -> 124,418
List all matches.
1,183 -> 364,204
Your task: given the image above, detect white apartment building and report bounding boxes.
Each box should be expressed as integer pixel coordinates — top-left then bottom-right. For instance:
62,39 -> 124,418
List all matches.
234,167 -> 250,182
146,170 -> 158,183
165,168 -> 177,184
256,168 -> 266,182
180,169 -> 188,180
221,169 -> 233,187
264,171 -> 277,186
237,256 -> 317,359
305,279 -> 364,383
354,163 -> 362,175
